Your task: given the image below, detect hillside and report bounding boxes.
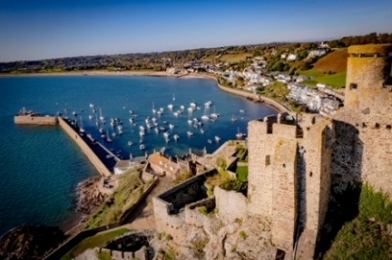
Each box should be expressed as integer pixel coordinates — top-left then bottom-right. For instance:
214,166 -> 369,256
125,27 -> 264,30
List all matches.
313,49 -> 348,73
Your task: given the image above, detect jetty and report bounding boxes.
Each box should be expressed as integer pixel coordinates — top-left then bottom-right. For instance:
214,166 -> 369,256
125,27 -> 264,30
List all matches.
15,110 -> 112,177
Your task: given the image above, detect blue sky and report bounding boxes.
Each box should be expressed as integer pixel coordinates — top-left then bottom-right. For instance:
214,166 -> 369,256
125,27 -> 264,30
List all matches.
0,0 -> 391,62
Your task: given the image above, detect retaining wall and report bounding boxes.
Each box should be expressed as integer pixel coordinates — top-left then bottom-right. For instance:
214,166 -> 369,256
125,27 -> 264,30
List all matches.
14,116 -> 58,125
58,117 -> 112,177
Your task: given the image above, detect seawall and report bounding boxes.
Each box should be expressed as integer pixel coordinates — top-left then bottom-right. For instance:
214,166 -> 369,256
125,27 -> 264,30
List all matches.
14,115 -> 58,125
197,73 -> 289,113
57,118 -> 112,177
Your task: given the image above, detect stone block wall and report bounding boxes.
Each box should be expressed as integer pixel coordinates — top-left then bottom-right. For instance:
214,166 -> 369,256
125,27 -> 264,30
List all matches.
214,186 -> 248,224
14,115 -> 58,125
334,44 -> 392,197
296,119 -> 333,259
58,117 -> 111,177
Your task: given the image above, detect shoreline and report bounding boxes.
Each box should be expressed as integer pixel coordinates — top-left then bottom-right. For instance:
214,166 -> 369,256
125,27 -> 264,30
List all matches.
2,70 -> 289,113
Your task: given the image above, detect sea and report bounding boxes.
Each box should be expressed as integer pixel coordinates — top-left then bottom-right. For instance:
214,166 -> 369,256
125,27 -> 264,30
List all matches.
0,75 -> 277,236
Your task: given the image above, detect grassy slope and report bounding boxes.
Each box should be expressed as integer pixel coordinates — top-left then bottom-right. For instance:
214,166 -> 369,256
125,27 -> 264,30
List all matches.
60,228 -> 130,260
323,184 -> 392,259
313,49 -> 348,73
297,69 -> 346,89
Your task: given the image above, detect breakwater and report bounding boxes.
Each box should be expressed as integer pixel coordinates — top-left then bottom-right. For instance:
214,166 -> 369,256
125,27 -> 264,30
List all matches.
14,115 -> 58,125
15,115 -> 112,177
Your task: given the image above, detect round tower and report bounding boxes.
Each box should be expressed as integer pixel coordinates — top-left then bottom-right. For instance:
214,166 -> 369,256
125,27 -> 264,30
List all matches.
345,44 -> 392,116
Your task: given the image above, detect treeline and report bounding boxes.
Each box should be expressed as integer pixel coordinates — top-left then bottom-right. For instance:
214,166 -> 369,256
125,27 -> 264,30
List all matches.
328,32 -> 392,48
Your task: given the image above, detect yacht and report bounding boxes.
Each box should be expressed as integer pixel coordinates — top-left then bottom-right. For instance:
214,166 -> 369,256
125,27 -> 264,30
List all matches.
168,104 -> 174,109
190,102 -> 197,107
99,108 -> 105,121
152,102 -> 156,114
204,101 -> 212,107
236,127 -> 243,139
106,130 -> 112,143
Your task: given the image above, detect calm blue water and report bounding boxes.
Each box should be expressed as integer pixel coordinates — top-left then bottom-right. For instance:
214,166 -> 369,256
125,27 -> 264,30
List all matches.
0,75 -> 276,236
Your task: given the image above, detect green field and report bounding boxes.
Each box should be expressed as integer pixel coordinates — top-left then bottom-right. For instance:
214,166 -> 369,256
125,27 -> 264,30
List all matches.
298,70 -> 346,89
60,228 -> 130,260
220,53 -> 251,62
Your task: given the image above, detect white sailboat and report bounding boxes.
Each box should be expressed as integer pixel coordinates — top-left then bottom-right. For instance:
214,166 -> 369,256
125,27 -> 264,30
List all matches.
79,116 -> 85,135
236,127 -> 243,139
106,130 -> 112,143
152,102 -> 156,114
172,94 -> 175,101
99,108 -> 105,121
210,106 -> 219,118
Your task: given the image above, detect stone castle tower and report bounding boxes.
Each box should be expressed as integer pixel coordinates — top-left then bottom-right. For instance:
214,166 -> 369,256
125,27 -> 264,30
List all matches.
247,113 -> 334,259
333,44 -> 392,196
248,44 -> 392,259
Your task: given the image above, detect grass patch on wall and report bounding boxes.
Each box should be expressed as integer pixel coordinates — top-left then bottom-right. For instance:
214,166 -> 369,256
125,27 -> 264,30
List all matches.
60,228 -> 130,260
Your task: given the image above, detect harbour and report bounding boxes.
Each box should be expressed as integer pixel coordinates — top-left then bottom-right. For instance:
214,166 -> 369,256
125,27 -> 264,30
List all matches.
0,75 -> 277,236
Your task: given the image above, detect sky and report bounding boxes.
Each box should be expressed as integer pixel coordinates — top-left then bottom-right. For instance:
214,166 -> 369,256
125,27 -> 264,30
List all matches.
0,0 -> 391,62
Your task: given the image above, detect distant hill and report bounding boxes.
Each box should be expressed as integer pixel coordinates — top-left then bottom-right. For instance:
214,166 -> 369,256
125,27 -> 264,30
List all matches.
312,50 -> 348,73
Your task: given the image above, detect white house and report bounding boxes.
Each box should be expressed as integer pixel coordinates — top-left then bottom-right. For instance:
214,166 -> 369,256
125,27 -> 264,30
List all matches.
287,54 -> 297,61
113,156 -> 145,175
309,49 -> 327,57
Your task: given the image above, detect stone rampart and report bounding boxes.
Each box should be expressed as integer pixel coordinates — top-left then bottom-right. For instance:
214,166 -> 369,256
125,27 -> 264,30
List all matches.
214,186 -> 247,224
14,115 -> 58,125
58,117 -> 111,177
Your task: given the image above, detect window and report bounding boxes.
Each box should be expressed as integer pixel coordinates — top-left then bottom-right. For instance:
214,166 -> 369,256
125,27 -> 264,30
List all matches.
350,83 -> 357,90
265,155 -> 271,166
310,171 -> 313,177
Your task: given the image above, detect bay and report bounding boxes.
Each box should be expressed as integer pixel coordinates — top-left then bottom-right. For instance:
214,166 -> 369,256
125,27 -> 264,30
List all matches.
0,75 -> 276,236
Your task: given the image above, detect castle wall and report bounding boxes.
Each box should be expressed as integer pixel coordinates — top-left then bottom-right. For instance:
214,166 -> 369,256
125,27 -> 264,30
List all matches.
214,186 -> 248,224
14,115 -> 58,125
247,120 -> 274,217
58,117 -> 112,177
152,197 -> 186,243
335,44 -> 392,197
247,120 -> 298,256
296,119 -> 333,259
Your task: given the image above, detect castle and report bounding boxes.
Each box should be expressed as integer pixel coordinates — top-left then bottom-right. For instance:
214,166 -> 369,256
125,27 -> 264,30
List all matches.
152,44 -> 392,259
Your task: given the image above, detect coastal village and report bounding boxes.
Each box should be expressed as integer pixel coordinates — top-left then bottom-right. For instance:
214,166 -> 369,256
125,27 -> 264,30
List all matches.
3,42 -> 392,260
